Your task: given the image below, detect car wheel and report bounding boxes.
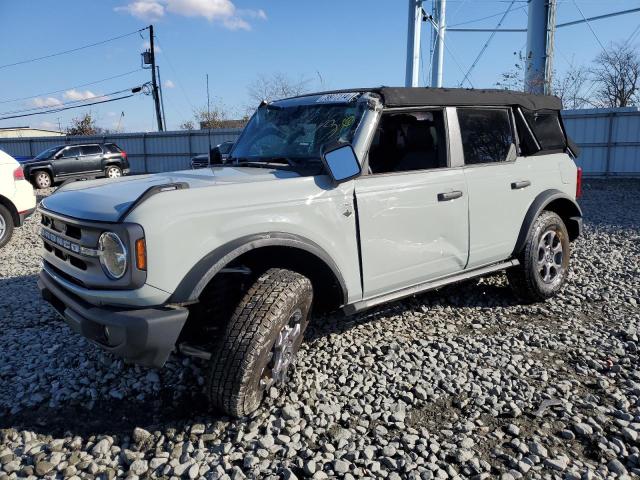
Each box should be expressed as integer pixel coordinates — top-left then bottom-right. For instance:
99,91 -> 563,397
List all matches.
507,211 -> 570,303
0,205 -> 15,249
106,165 -> 122,178
207,268 -> 313,417
33,171 -> 52,189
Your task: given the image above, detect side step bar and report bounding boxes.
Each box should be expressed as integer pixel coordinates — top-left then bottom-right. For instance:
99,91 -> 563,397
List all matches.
344,259 -> 519,315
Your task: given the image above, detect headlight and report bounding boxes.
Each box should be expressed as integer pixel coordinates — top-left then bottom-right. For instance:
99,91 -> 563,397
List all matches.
99,232 -> 127,279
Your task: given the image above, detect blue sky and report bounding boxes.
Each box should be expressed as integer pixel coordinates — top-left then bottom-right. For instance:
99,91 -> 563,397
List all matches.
1,0 -> 639,133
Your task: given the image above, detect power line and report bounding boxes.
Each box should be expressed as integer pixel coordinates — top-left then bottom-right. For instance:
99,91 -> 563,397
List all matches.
448,5 -> 527,28
0,69 -> 144,104
0,86 -> 142,116
154,36 -> 195,111
571,0 -> 607,53
0,28 -> 148,70
0,95 -> 136,121
459,0 -> 517,86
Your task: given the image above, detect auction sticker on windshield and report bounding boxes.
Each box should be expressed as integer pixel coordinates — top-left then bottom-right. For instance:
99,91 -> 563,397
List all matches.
316,92 -> 359,103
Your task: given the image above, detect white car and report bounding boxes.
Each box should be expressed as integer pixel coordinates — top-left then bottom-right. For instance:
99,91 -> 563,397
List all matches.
0,149 -> 37,248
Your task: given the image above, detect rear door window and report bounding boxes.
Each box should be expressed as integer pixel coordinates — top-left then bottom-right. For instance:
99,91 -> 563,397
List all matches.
80,145 -> 102,156
457,108 -> 514,165
104,144 -> 121,153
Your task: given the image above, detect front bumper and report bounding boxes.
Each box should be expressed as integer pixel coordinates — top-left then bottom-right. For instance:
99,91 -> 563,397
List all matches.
38,269 -> 188,367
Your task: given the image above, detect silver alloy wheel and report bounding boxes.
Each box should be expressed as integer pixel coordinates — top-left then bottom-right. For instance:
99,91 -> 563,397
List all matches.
537,229 -> 564,283
36,172 -> 51,188
0,214 -> 5,241
107,166 -> 122,178
260,309 -> 304,390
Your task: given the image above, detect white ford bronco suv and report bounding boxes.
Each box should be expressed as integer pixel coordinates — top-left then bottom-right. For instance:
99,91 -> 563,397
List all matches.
38,88 -> 582,417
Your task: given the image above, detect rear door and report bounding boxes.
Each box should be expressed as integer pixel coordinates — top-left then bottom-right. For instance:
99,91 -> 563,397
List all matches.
455,107 -> 536,268
79,145 -> 104,173
355,108 -> 469,298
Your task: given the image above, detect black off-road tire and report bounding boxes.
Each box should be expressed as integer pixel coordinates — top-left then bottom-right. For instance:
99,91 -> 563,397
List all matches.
507,211 -> 570,303
0,205 -> 14,249
33,170 -> 52,189
207,268 -> 313,417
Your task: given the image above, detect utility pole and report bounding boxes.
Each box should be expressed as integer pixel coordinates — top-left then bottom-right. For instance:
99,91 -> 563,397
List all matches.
156,65 -> 167,130
148,25 -> 164,131
525,0 -> 556,94
405,0 -> 423,87
431,0 -> 446,88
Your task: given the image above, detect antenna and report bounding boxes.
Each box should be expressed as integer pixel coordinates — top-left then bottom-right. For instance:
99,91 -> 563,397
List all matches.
206,73 -> 212,168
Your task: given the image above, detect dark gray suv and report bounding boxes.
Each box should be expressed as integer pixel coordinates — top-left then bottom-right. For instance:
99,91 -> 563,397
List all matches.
22,143 -> 130,189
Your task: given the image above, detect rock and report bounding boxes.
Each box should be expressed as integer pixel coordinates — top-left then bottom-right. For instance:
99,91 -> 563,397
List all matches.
333,460 -> 350,474
608,459 -> 627,476
544,457 -> 568,471
281,405 -> 300,420
129,460 -> 148,476
34,461 -> 54,476
91,438 -> 112,456
573,423 -> 593,436
132,427 -> 151,444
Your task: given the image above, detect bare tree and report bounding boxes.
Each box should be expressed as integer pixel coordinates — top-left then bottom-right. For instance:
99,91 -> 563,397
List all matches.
194,103 -> 230,129
552,65 -> 589,109
247,72 -> 310,106
179,120 -> 195,130
590,43 -> 640,107
66,112 -> 101,135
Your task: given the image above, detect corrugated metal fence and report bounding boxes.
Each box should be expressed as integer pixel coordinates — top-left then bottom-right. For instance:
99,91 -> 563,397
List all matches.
562,107 -> 640,176
0,107 -> 638,176
0,129 -> 242,174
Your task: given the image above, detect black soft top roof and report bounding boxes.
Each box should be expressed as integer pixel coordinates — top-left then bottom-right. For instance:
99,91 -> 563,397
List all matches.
378,87 -> 562,111
285,87 -> 562,111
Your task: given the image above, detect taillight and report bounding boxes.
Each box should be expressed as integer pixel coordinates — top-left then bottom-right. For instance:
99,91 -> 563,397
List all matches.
576,167 -> 583,199
13,166 -> 25,181
121,150 -> 128,160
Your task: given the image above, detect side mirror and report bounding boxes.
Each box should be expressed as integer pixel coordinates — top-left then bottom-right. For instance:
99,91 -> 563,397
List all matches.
321,144 -> 361,184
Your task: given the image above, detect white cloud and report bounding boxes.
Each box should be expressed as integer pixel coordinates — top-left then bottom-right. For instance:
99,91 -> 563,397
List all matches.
115,0 -> 164,21
30,97 -> 63,108
115,0 -> 266,30
63,89 -> 97,101
164,79 -> 175,88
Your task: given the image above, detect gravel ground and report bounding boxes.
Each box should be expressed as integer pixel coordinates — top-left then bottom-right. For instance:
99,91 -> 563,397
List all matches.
1,179 -> 639,480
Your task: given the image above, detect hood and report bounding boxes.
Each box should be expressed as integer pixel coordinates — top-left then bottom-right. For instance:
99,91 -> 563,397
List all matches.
40,167 -> 303,222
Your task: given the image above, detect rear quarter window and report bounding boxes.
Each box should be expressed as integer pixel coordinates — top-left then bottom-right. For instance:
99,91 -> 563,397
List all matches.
523,110 -> 566,151
104,144 -> 122,154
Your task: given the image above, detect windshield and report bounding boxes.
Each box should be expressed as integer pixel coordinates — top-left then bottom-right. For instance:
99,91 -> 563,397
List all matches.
219,142 -> 233,154
230,99 -> 366,165
34,146 -> 61,160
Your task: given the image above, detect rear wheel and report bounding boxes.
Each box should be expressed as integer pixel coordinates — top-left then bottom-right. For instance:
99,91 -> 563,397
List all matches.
207,268 -> 313,417
0,205 -> 15,249
33,171 -> 52,189
106,165 -> 122,178
507,211 -> 570,302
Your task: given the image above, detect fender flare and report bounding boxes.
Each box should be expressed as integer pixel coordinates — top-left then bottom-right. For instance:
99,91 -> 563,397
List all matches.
169,232 -> 348,304
512,189 -> 583,256
28,164 -> 54,179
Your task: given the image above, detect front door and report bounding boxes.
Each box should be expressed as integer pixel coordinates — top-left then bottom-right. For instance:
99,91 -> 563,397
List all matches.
355,108 -> 469,298
55,146 -> 82,176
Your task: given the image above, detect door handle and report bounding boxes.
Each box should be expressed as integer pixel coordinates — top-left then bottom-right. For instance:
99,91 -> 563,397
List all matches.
511,180 -> 531,190
438,190 -> 463,201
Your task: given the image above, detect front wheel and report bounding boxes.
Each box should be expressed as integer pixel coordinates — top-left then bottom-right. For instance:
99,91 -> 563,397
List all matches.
507,211 -> 570,303
105,165 -> 122,178
207,268 -> 313,417
33,171 -> 52,189
0,205 -> 15,249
